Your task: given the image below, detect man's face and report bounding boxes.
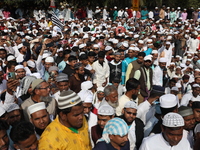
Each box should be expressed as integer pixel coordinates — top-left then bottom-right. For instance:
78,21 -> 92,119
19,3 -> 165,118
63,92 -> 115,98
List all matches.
7,110 -> 21,126
31,109 -> 50,130
98,57 -> 104,64
0,50 -> 6,59
109,134 -> 128,147
15,134 -> 38,150
97,92 -> 105,101
77,66 -> 85,75
193,87 -> 200,96
144,60 -> 152,68
114,55 -> 121,63
128,50 -> 135,58
97,115 -> 112,129
195,77 -> 200,84
123,108 -> 137,125
159,62 -> 166,69
137,56 -> 144,64
44,62 -> 53,71
193,108 -> 200,122
83,103 -> 92,116
88,56 -> 95,64
36,82 -> 50,97
65,105 -> 84,129
16,69 -> 26,79
131,85 -> 140,99
57,81 -> 69,92
162,127 -> 183,146
152,53 -> 158,60
105,90 -> 118,103
183,114 -> 195,130
0,130 -> 9,150
0,71 -> 4,82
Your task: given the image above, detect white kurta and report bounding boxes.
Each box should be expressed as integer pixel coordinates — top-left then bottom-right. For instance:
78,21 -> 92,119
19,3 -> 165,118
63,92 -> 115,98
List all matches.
180,93 -> 200,106
188,38 -> 199,53
92,60 -> 110,88
153,66 -> 163,86
139,133 -> 191,150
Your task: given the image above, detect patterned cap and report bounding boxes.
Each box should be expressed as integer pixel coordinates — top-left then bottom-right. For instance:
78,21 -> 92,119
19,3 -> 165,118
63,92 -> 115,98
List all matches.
162,112 -> 184,127
58,90 -> 82,109
6,103 -> 20,113
98,104 -> 114,115
124,101 -> 137,109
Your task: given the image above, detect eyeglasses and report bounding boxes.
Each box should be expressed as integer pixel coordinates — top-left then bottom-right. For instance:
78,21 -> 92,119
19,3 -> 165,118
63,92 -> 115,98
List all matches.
39,86 -> 51,90
124,109 -> 137,116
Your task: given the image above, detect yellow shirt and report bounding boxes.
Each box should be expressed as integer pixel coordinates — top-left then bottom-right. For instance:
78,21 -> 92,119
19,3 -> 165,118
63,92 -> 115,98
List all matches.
39,116 -> 91,150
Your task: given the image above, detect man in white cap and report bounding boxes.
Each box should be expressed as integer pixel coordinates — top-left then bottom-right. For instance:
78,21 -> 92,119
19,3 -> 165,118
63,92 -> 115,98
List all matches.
14,65 -> 26,80
91,104 -> 114,146
139,112 -> 191,150
42,56 -> 55,81
39,90 -> 91,149
120,101 -> 144,150
153,57 -> 167,86
16,43 -> 27,63
28,102 -> 51,137
160,41 -> 172,66
134,55 -> 153,103
92,87 -> 105,110
6,103 -> 21,126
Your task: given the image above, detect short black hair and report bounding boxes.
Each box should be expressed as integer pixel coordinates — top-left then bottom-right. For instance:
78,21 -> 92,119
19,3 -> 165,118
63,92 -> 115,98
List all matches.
88,51 -> 96,57
137,52 -> 146,57
0,120 -> 9,131
126,78 -> 140,91
10,121 -> 35,144
160,105 -> 178,116
98,51 -> 105,58
79,54 -> 88,61
68,55 -> 77,62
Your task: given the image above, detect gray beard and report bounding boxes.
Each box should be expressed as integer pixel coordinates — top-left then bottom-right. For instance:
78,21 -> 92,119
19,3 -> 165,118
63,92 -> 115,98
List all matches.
40,96 -> 52,105
107,100 -> 119,108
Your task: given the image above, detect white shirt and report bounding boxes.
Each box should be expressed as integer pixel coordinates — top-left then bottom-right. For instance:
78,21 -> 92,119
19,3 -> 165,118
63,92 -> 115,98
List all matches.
139,133 -> 191,150
153,66 -> 163,86
103,9 -> 108,20
188,38 -> 199,53
128,121 -> 137,150
92,60 -> 110,88
180,93 -> 200,106
16,53 -> 24,63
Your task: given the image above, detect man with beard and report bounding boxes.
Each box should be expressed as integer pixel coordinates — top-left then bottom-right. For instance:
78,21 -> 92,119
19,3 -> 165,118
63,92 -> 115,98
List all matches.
192,101 -> 200,123
91,105 -> 114,147
93,118 -> 129,150
120,101 -> 144,150
116,78 -> 140,116
28,102 -> 51,138
93,87 -> 105,109
178,106 -> 195,148
139,113 -> 191,150
134,55 -> 153,103
10,121 -> 38,150
39,90 -> 91,149
0,120 -> 10,150
99,85 -> 118,111
21,79 -> 57,121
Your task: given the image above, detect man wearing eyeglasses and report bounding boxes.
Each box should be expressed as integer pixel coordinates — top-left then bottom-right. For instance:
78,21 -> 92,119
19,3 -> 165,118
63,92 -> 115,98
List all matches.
119,101 -> 144,150
21,79 -> 57,121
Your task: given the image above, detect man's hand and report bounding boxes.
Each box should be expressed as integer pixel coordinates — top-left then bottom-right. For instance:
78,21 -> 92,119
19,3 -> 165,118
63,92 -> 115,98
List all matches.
7,79 -> 19,95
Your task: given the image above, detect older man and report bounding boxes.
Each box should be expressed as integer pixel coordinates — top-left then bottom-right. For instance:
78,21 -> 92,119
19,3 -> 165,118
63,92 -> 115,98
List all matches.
39,90 -> 91,149
93,117 -> 129,150
139,113 -> 191,150
21,79 -> 57,121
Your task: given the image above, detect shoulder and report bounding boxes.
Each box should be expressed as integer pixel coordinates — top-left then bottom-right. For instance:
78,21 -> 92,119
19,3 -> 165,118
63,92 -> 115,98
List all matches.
93,141 -> 109,150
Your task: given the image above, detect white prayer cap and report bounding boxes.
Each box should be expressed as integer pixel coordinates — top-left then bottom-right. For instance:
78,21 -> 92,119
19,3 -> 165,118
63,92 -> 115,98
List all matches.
79,91 -> 93,103
27,60 -> 35,68
112,39 -> 118,44
133,34 -> 139,38
96,6 -> 99,8
93,44 -> 99,48
172,75 -> 179,79
170,62 -> 175,65
151,35 -> 156,38
28,102 -> 46,115
122,42 -> 129,48
195,69 -> 200,72
162,112 -> 184,127
57,47 -> 63,53
7,55 -> 15,61
114,6 -> 117,9
124,101 -> 137,109
15,65 -> 24,71
97,87 -> 104,92
186,59 -> 192,62
192,84 -> 200,88
45,57 -> 54,63
6,103 -> 20,113
171,87 -> 179,92
176,83 -> 182,88
166,41 -> 171,45
160,94 -> 178,108
133,47 -> 140,51
17,43 -> 23,49
31,72 -> 42,79
152,50 -> 158,54
125,7 -> 128,9
194,123 -> 200,134
81,81 -> 93,90
138,40 -> 144,44
105,46 -> 113,51
159,58 -> 167,63
147,39 -> 153,43
42,53 -> 51,59
177,7 -> 181,9
144,55 -> 152,61
155,7 -> 158,9
98,104 -> 115,115
79,44 -> 85,49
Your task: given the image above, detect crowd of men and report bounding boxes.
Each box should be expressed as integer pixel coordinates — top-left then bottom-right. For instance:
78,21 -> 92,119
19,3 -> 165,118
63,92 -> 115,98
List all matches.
0,3 -> 200,150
